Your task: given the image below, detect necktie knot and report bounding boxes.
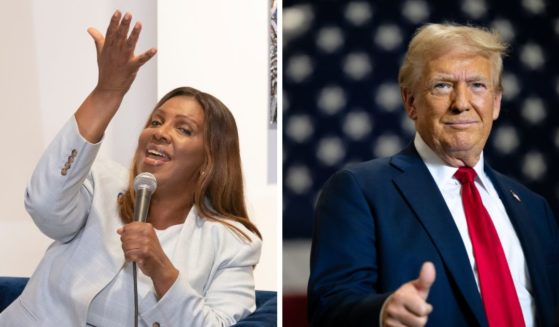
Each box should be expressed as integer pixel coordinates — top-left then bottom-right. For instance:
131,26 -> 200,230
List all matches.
454,167 -> 476,185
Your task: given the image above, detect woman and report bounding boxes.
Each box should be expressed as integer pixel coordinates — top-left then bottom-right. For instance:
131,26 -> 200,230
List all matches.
0,10 -> 261,326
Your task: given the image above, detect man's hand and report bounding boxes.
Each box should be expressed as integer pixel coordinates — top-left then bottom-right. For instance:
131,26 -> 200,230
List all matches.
381,262 -> 436,327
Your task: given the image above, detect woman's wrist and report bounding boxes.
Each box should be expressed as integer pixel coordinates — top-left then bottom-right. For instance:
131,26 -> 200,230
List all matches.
90,86 -> 127,104
74,88 -> 125,143
153,265 -> 180,299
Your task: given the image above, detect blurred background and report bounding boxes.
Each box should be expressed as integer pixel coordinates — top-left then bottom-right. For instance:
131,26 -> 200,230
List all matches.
282,0 -> 559,325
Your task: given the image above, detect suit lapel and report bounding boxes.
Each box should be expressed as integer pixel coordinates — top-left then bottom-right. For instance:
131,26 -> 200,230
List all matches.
391,146 -> 487,326
485,166 -> 553,325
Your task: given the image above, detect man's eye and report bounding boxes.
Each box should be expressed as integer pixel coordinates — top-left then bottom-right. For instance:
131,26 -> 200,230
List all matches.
432,83 -> 452,94
434,83 -> 451,89
472,82 -> 486,89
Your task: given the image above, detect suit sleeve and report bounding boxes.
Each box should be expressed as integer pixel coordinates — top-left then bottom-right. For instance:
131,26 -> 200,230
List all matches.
540,198 -> 559,310
139,232 -> 262,327
308,170 -> 389,327
24,116 -> 101,243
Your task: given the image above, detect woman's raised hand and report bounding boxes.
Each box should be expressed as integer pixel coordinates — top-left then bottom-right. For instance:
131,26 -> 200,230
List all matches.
87,10 -> 156,96
74,10 -> 156,143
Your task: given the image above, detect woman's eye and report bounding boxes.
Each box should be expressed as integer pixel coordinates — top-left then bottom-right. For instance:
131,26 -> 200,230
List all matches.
178,127 -> 192,136
150,120 -> 162,127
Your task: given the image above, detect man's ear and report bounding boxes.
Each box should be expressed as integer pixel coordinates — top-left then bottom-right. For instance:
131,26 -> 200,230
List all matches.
493,91 -> 502,121
402,88 -> 417,120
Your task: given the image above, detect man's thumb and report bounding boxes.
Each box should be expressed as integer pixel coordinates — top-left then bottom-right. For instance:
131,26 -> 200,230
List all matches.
414,261 -> 436,299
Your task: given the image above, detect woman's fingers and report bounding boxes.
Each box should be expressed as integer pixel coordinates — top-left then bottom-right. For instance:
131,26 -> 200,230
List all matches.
127,22 -> 142,50
87,27 -> 104,56
135,48 -> 158,67
118,223 -> 168,277
105,11 -> 134,49
92,10 -> 156,93
120,231 -> 147,260
119,222 -> 154,257
122,244 -> 147,261
116,13 -> 132,48
127,22 -> 157,68
105,10 -> 122,46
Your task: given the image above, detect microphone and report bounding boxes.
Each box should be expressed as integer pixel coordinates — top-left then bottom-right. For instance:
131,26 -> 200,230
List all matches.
131,172 -> 156,327
133,172 -> 157,222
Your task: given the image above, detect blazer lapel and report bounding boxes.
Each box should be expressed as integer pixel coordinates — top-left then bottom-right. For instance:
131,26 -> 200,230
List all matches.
485,166 -> 554,325
391,146 -> 487,326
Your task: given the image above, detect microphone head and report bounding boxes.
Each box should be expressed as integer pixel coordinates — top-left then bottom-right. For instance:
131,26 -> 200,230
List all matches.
134,172 -> 157,193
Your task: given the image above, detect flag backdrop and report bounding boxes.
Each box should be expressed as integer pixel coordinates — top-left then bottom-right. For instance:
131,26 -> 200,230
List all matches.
282,0 -> 559,325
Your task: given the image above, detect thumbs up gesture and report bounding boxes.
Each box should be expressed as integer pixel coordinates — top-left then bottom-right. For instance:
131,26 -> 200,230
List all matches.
381,262 -> 436,327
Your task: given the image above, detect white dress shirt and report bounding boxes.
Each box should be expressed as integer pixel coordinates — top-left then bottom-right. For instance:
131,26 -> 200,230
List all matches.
414,133 -> 534,326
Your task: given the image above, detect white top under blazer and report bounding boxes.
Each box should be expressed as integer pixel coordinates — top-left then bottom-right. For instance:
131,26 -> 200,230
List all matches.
0,117 -> 261,327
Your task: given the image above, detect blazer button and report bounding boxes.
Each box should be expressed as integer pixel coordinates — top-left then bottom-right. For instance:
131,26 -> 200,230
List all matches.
71,149 -> 78,156
61,168 -> 68,176
152,323 -> 160,327
68,155 -> 75,163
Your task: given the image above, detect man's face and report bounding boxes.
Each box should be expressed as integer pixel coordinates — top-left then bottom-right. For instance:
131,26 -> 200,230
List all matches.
403,51 -> 502,167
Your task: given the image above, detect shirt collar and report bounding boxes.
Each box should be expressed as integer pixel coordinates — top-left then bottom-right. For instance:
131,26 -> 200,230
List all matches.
414,133 -> 490,191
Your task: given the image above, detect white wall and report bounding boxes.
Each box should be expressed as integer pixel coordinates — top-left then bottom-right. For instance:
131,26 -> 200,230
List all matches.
157,0 -> 277,291
0,0 -> 275,291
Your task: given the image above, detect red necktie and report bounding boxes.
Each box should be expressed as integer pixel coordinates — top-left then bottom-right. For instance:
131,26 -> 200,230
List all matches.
454,167 -> 525,327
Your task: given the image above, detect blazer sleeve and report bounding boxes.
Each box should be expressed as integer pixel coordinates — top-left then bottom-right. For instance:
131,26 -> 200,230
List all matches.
24,116 -> 101,243
139,230 -> 262,327
308,169 -> 390,327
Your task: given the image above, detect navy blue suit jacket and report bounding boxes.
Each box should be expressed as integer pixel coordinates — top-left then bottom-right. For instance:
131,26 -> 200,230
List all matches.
308,145 -> 559,326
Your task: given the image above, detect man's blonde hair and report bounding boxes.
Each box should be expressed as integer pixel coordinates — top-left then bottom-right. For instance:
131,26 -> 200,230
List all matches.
399,23 -> 508,93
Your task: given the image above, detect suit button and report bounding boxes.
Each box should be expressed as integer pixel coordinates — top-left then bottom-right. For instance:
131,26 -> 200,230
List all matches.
61,168 -> 68,176
152,323 -> 160,327
71,149 -> 78,156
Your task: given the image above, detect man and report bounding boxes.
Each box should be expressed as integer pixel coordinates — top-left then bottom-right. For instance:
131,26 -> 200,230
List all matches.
308,23 -> 559,327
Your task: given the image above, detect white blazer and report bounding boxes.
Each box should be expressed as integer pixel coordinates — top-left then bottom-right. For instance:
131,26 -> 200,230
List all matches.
0,117 -> 261,327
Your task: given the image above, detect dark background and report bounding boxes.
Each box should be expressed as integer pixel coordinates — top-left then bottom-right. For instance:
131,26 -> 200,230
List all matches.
283,0 -> 559,241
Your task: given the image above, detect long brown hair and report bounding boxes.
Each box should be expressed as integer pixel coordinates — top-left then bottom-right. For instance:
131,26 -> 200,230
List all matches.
118,87 -> 261,241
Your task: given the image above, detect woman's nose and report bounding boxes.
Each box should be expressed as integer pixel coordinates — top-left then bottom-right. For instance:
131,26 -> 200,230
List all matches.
153,124 -> 171,142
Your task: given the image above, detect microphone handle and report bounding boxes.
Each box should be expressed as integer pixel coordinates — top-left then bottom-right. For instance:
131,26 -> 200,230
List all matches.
132,187 -> 153,327
133,188 -> 153,222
